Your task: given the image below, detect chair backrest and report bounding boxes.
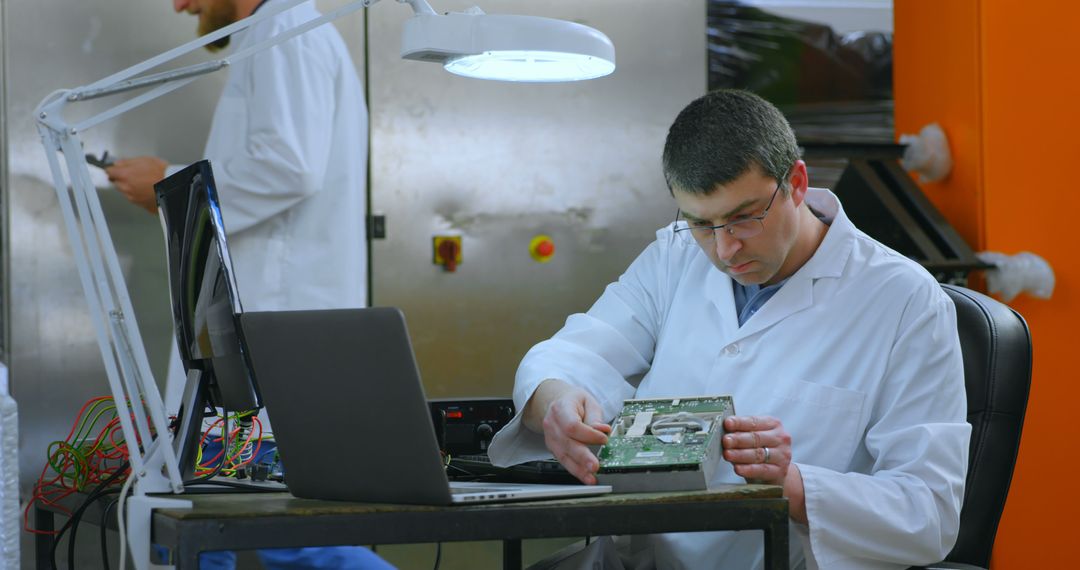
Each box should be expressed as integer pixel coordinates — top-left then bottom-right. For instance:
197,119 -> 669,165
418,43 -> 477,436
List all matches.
940,284 -> 1032,567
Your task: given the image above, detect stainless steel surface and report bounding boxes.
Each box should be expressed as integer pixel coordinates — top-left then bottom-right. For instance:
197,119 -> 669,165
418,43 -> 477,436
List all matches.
3,2 -> 365,567
369,0 -> 706,397
1,0 -> 7,368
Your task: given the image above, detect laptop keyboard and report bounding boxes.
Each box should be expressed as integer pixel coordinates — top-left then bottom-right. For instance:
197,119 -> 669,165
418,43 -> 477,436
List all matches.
449,454 -> 577,484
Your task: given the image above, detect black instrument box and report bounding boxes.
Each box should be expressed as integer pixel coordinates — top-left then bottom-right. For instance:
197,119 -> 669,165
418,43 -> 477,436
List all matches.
428,398 -> 515,455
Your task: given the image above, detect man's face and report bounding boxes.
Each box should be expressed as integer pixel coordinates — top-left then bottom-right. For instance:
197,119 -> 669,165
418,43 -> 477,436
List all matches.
672,163 -> 808,286
174,0 -> 238,51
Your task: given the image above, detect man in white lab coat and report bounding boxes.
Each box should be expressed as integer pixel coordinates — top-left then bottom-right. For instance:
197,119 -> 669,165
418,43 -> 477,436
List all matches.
107,0 -> 367,312
108,1 -> 388,569
488,89 -> 970,569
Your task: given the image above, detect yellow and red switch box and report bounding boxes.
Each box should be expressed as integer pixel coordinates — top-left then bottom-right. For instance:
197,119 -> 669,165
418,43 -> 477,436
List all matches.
433,235 -> 462,272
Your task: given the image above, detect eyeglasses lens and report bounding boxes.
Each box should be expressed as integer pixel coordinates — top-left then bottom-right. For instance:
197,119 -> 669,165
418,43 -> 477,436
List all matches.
678,220 -> 763,243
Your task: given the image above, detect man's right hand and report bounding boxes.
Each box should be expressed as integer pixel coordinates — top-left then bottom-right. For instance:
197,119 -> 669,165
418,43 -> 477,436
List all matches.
523,379 -> 611,485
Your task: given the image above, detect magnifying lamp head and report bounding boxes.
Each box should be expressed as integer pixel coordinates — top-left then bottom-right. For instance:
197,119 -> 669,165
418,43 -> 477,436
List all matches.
401,10 -> 616,82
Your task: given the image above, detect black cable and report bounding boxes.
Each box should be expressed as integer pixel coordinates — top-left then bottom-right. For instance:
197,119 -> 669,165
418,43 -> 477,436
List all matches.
50,461 -> 129,570
183,479 -> 280,492
445,462 -> 479,477
67,479 -> 125,570
61,469 -> 126,570
433,542 -> 442,570
100,497 -> 119,570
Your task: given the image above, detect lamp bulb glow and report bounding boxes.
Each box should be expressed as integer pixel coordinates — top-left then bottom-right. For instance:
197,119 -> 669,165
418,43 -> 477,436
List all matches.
444,50 -> 615,83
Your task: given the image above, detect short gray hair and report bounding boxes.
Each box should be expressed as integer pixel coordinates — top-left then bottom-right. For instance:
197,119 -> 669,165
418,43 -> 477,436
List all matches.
662,89 -> 800,195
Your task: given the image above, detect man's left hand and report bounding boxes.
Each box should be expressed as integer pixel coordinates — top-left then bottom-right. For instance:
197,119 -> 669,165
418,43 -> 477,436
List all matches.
722,415 -> 791,485
722,415 -> 807,523
106,156 -> 168,214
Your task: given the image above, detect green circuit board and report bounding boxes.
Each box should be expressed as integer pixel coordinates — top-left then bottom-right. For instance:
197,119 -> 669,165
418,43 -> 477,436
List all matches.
597,396 -> 734,473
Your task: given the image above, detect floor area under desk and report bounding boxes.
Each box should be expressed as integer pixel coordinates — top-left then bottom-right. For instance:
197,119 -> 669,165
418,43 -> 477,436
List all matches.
356,539 -> 582,570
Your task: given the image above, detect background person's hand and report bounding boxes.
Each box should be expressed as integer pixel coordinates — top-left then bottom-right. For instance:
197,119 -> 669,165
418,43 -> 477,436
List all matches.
721,415 -> 792,486
105,156 -> 168,214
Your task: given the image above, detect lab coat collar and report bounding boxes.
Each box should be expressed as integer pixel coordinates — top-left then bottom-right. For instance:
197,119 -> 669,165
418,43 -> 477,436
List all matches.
715,188 -> 854,341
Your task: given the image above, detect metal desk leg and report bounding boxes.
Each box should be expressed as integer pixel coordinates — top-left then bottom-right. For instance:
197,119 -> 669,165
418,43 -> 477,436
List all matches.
175,541 -> 202,570
763,518 -> 790,570
503,539 -> 522,570
34,507 -> 55,570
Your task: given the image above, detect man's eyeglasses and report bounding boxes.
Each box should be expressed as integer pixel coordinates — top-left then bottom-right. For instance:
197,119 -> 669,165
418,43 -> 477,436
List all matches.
672,180 -> 783,244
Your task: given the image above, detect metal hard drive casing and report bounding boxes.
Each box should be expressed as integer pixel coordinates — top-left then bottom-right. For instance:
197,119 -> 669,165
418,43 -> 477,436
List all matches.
597,396 -> 735,492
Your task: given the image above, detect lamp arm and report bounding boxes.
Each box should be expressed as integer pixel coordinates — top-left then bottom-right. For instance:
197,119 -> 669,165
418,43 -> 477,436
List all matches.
399,0 -> 437,16
74,0 -> 307,102
38,0 -> 379,135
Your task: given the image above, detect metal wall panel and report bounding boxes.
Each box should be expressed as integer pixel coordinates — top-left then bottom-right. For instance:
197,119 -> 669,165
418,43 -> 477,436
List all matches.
368,0 -> 707,397
2,2 -> 365,567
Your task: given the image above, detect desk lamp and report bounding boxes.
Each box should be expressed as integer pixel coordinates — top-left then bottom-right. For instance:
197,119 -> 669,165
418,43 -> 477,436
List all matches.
34,1 -> 613,567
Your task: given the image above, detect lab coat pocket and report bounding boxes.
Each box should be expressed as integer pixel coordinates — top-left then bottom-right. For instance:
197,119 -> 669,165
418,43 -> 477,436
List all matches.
770,380 -> 866,471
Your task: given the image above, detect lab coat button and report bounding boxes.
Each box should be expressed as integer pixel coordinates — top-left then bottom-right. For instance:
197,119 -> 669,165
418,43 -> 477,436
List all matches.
723,344 -> 740,356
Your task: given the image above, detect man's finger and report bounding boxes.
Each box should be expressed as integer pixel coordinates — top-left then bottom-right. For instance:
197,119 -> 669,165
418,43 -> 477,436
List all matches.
590,422 -> 612,434
724,415 -> 779,432
564,421 -> 609,445
548,439 -> 600,485
723,430 -> 782,450
724,447 -> 768,465
733,462 -> 782,482
563,450 -> 600,485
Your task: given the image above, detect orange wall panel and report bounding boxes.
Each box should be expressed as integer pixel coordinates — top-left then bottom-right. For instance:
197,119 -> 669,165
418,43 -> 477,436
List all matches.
981,2 -> 1080,568
893,0 -> 983,248
896,1 -> 1080,567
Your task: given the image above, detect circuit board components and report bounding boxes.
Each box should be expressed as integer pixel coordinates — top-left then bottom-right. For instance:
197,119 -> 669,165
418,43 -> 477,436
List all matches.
596,395 -> 735,492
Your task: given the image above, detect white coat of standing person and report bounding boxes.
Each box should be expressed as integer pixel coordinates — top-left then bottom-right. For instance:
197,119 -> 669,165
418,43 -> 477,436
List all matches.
107,1 -> 389,569
107,0 -> 367,313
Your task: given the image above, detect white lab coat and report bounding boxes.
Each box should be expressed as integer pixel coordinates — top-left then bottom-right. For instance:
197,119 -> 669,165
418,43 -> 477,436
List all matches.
164,0 -> 367,422
488,189 -> 970,570
175,0 -> 368,312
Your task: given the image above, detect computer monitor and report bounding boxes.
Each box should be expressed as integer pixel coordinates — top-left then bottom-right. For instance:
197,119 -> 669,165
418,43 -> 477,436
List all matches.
155,160 -> 262,480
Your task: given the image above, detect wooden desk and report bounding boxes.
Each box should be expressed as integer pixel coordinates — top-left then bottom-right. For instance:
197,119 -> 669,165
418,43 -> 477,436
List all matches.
36,484 -> 789,569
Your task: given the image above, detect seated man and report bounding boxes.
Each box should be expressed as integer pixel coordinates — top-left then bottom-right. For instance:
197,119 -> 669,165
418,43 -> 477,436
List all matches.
488,89 -> 970,569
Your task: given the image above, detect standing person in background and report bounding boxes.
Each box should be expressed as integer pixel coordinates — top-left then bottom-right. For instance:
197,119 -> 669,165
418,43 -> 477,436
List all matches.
108,0 -> 367,313
108,1 -> 388,568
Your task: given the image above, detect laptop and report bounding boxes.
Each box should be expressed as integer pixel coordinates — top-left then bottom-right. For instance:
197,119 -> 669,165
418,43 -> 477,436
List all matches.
239,307 -> 612,505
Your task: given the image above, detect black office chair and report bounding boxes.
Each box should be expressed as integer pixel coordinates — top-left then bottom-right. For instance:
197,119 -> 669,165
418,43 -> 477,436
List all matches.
916,284 -> 1033,570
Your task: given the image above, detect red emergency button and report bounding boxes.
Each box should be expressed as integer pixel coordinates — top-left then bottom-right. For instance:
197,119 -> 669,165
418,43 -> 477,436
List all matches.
529,235 -> 556,263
